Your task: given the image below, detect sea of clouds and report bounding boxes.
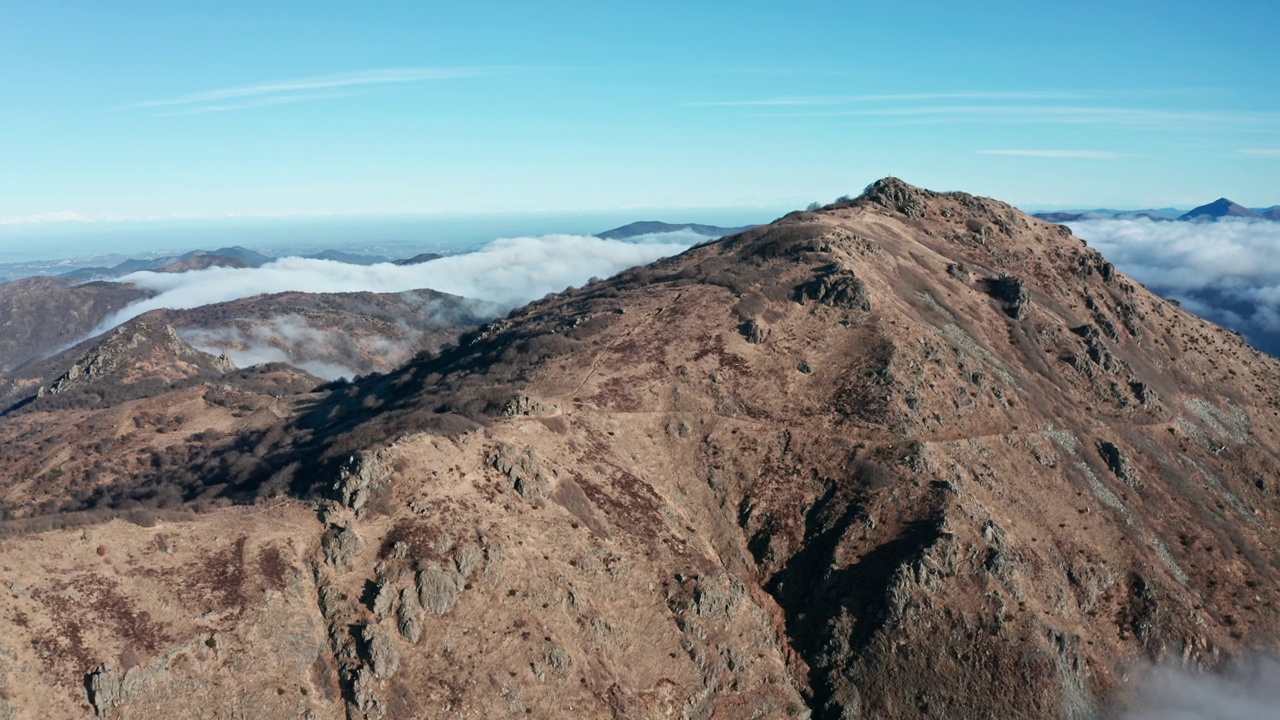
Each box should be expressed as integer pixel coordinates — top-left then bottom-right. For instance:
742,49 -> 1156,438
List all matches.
1068,217 -> 1280,354
74,230 -> 704,378
1117,656 -> 1280,720
96,230 -> 703,336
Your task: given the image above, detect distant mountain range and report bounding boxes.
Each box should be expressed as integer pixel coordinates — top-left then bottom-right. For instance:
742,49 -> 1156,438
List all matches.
594,220 -> 755,240
58,246 -> 275,281
37,246 -> 439,283
1033,198 -> 1280,223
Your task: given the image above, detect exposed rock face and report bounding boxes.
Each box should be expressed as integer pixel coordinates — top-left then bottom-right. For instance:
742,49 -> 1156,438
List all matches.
416,561 -> 463,615
86,663 -> 127,716
796,264 -> 872,313
987,274 -> 1031,319
859,176 -> 930,218
322,522 -> 361,569
333,452 -> 391,514
4,179 -> 1280,719
487,443 -> 556,500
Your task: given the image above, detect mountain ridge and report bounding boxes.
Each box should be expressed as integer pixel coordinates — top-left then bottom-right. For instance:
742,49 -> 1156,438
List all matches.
2,178 -> 1279,718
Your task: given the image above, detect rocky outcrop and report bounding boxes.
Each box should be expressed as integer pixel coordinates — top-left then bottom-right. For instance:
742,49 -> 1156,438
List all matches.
396,587 -> 424,643
333,451 -> 391,515
86,663 -> 128,717
987,274 -> 1031,320
322,521 -> 361,569
740,319 -> 768,344
1098,441 -> 1142,488
795,264 -> 872,313
860,176 -> 930,218
487,443 -> 556,499
416,561 -> 463,616
361,622 -> 400,679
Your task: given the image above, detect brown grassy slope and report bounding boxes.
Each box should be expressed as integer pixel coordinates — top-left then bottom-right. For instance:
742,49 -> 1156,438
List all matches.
0,321 -> 319,520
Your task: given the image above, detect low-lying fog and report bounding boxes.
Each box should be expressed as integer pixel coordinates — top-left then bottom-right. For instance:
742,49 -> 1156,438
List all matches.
100,230 -> 704,335
1068,218 -> 1280,355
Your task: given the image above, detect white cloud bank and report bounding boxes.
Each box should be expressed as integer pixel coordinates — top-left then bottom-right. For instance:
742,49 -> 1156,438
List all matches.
96,231 -> 700,337
1119,657 -> 1280,720
1068,217 -> 1280,354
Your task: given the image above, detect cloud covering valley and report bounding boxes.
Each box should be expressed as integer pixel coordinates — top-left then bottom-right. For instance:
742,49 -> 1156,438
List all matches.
100,231 -> 700,334
1068,217 -> 1280,355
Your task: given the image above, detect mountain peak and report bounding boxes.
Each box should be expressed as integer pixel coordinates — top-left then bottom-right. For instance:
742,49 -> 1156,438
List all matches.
1178,197 -> 1263,221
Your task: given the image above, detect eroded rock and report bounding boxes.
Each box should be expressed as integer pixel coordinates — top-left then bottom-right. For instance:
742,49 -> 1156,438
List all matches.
795,264 -> 872,313
417,561 -> 463,615
487,443 -> 556,499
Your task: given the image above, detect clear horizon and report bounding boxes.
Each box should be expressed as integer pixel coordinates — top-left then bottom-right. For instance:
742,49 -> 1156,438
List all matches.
2,1 -> 1278,238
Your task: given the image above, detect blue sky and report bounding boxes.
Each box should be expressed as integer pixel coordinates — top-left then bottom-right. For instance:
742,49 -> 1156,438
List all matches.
2,0 -> 1278,231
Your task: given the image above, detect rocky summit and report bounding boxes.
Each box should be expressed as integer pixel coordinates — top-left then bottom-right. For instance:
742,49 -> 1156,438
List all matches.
1,178 -> 1279,719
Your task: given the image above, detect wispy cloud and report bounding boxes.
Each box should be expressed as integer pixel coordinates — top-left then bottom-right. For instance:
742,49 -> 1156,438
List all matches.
157,90 -> 363,117
692,91 -> 1082,107
774,105 -> 1280,132
978,149 -> 1119,159
696,90 -> 1280,133
1241,148 -> 1280,157
112,67 -> 492,114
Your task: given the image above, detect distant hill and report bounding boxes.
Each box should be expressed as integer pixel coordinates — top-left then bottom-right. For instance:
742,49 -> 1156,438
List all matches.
1033,200 -> 1280,224
182,246 -> 273,266
1179,198 -> 1264,221
393,252 -> 444,266
157,254 -> 253,273
58,245 -> 274,281
306,249 -> 391,265
1031,208 -> 1184,222
595,220 -> 755,240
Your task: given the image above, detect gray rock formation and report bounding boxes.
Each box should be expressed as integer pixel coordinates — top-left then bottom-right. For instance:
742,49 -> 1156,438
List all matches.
397,587 -> 424,643
795,264 -> 872,313
322,522 -> 361,569
333,451 -> 391,514
86,663 -> 127,717
487,443 -> 556,499
362,622 -> 401,680
417,561 -> 463,615
988,274 -> 1031,320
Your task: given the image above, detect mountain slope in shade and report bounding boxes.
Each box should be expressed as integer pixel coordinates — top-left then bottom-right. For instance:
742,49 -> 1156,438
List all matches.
2,179 -> 1280,718
1178,198 -> 1264,221
595,220 -> 756,239
1258,206 -> 1280,220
